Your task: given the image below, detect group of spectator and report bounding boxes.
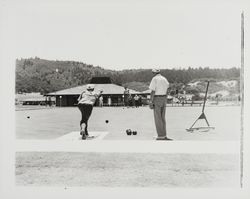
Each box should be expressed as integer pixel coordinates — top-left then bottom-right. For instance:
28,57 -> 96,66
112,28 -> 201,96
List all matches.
45,96 -> 53,106
123,87 -> 142,107
97,95 -> 111,107
95,87 -> 143,107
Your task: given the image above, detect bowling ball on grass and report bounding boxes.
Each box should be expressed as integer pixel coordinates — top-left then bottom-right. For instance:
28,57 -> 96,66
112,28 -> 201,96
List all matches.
126,129 -> 132,135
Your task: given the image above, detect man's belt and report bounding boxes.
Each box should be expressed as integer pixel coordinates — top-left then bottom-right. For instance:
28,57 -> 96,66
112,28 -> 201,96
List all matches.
154,95 -> 166,97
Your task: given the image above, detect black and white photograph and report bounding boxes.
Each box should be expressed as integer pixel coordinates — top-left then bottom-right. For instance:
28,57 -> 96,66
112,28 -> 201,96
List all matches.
0,0 -> 250,198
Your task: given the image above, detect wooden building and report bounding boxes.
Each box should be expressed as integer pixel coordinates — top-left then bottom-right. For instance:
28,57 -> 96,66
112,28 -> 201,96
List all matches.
46,77 -> 140,107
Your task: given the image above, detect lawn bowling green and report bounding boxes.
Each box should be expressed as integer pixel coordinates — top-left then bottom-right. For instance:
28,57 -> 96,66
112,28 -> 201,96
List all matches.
16,106 -> 240,141
15,105 -> 241,187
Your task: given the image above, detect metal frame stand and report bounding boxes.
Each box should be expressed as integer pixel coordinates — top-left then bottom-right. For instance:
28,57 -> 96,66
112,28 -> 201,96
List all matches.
186,81 -> 215,132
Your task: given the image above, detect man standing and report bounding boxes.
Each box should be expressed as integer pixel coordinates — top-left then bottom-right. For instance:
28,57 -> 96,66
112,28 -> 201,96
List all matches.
99,95 -> 103,107
107,96 -> 112,106
149,69 -> 172,140
123,87 -> 129,107
134,94 -> 139,108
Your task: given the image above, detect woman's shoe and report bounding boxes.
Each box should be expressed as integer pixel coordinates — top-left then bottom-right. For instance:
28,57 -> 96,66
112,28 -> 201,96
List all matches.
80,130 -> 87,140
81,132 -> 87,140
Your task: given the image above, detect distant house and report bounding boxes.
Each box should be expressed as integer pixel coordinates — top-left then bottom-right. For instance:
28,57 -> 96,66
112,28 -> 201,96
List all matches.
178,93 -> 194,101
22,98 -> 46,105
141,89 -> 176,104
46,77 -> 140,106
15,92 -> 55,106
141,89 -> 196,104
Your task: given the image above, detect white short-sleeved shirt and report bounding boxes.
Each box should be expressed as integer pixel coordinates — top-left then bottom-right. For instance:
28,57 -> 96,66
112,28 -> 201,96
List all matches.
78,90 -> 99,105
149,74 -> 169,95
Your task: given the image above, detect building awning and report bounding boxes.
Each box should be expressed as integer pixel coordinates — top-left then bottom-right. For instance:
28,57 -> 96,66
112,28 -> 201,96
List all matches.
141,89 -> 151,94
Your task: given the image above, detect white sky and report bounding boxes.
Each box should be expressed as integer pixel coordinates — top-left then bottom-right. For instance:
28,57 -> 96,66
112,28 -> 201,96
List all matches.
1,0 -> 247,70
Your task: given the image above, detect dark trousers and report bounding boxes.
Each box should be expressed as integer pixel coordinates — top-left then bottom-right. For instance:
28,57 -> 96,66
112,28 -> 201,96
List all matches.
135,100 -> 139,107
124,96 -> 129,106
77,103 -> 93,134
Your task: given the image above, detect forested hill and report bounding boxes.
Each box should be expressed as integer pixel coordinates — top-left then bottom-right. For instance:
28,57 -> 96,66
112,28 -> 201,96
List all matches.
16,57 -> 240,94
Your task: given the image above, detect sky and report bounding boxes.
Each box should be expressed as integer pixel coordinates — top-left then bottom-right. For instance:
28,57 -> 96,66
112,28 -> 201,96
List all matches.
0,0 -> 247,70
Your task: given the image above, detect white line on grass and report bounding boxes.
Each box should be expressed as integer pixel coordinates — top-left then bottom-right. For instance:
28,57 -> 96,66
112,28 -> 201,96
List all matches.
15,140 -> 240,154
56,131 -> 109,141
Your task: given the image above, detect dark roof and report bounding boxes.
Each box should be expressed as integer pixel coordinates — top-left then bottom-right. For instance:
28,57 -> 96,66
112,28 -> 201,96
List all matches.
47,84 -> 140,96
90,77 -> 112,84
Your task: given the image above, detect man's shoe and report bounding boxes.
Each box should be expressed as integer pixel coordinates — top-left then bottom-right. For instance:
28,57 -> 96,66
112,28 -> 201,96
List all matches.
156,137 -> 173,141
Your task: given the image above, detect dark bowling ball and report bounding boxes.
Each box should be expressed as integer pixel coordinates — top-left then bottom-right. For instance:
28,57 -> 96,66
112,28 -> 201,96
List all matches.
132,131 -> 137,135
126,129 -> 132,135
105,120 -> 109,123
27,116 -> 30,119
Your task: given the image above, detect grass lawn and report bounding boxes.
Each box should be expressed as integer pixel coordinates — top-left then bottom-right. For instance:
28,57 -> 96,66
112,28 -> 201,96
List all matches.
16,106 -> 241,140
15,152 -> 240,187
15,106 -> 241,187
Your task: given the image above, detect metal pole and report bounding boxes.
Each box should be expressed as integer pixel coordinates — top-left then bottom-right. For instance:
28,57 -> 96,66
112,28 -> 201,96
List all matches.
59,96 -> 62,107
202,81 -> 209,113
240,11 -> 244,188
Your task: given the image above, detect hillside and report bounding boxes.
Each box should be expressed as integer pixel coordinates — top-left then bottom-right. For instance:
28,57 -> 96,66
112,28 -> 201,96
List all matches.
186,80 -> 240,97
16,57 -> 240,94
16,57 -> 117,93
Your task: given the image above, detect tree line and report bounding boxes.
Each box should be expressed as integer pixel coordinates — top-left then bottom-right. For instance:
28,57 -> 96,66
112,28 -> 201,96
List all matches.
15,57 -> 240,94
